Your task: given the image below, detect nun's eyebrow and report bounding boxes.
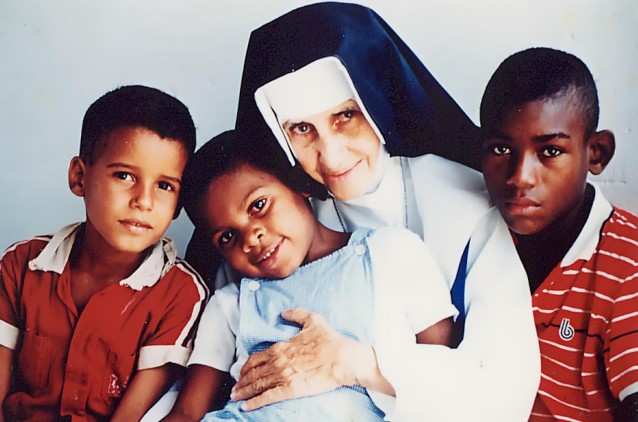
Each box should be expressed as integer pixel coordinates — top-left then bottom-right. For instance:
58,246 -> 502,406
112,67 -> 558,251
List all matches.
282,119 -> 303,129
333,104 -> 359,115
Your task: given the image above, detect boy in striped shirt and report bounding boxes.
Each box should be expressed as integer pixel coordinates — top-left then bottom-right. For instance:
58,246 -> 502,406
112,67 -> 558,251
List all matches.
480,47 -> 638,421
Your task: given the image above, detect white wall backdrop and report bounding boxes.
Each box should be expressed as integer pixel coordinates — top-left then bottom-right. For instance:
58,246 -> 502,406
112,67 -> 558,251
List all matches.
1,0 -> 636,254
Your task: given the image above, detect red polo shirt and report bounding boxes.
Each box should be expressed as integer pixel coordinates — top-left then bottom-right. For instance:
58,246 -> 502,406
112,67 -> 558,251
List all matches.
530,187 -> 638,421
0,223 -> 208,421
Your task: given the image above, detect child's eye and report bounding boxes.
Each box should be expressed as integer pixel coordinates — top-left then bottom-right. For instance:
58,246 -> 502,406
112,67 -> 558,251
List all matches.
157,181 -> 175,192
217,231 -> 235,248
491,145 -> 511,156
113,171 -> 134,181
541,146 -> 563,157
250,198 -> 267,213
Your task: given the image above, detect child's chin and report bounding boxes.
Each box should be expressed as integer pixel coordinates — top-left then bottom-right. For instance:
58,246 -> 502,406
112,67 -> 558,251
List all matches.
508,221 -> 544,236
261,270 -> 295,280
250,265 -> 296,280
111,238 -> 157,254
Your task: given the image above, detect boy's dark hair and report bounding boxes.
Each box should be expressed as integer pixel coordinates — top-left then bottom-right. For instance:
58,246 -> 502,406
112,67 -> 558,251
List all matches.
181,129 -> 308,228
80,85 -> 196,163
480,47 -> 599,138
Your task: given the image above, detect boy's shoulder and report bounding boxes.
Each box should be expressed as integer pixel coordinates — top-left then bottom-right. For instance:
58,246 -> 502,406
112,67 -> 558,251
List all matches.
602,206 -> 638,249
1,223 -> 83,276
609,206 -> 638,226
1,233 -> 54,268
157,256 -> 210,298
590,206 -> 638,279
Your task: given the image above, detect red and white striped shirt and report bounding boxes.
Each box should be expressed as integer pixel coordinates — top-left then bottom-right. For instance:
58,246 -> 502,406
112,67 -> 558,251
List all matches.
530,186 -> 638,421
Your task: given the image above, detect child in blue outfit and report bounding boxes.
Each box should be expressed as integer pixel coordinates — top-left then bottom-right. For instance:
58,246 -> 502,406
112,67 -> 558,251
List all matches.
159,130 -> 457,421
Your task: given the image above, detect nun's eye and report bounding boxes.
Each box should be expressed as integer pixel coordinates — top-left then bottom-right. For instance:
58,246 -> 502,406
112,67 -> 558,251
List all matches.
290,123 -> 312,135
338,110 -> 356,122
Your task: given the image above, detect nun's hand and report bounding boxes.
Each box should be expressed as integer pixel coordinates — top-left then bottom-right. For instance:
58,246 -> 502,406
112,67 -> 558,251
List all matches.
230,308 -> 371,410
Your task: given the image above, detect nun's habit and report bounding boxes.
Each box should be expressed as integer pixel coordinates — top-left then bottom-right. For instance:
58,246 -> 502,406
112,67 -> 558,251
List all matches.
188,2 -> 540,420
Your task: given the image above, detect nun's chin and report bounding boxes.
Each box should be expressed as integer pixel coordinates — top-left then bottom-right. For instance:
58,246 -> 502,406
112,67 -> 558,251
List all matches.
315,145 -> 386,202
312,161 -> 368,202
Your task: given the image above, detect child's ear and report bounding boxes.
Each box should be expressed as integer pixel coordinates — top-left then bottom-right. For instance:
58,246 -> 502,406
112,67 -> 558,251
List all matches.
588,130 -> 615,175
68,156 -> 87,197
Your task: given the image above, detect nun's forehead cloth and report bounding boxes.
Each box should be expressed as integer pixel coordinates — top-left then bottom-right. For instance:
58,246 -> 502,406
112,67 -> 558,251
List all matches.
235,2 -> 480,168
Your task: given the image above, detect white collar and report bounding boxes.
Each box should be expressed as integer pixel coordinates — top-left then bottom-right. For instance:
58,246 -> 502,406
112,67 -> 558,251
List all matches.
365,147 -> 391,194
561,183 -> 613,267
28,222 -> 178,291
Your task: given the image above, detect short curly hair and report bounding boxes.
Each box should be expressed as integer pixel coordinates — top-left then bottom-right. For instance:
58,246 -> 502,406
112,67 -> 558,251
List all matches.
480,47 -> 599,139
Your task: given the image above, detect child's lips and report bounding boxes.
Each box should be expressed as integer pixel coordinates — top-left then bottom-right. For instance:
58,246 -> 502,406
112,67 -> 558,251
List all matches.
255,240 -> 282,266
119,218 -> 153,233
504,197 -> 540,215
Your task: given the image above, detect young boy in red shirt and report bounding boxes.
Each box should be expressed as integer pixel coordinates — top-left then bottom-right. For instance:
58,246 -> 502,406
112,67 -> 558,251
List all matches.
0,85 -> 208,421
480,47 -> 638,421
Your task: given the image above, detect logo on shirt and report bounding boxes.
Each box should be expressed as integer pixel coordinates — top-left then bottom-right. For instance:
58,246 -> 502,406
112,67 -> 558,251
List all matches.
559,318 -> 575,341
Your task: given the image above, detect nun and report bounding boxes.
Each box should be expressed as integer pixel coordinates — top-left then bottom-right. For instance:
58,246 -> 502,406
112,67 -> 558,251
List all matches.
187,2 -> 540,420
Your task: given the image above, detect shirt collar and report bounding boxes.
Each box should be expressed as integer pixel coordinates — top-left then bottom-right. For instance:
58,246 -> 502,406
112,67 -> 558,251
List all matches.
29,222 -> 178,290
561,183 -> 613,267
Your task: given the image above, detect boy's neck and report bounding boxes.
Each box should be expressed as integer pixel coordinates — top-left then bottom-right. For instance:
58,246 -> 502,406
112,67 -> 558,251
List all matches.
513,184 -> 595,293
70,224 -> 150,285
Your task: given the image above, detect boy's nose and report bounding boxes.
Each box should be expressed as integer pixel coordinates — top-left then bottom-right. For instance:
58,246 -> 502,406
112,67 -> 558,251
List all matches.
132,184 -> 154,210
509,154 -> 538,188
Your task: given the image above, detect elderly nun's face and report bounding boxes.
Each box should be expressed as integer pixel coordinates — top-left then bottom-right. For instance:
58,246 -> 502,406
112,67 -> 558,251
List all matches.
282,99 -> 381,201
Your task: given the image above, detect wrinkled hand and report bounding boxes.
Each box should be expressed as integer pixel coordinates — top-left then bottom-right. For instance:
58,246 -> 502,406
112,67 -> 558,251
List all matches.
231,308 -> 361,410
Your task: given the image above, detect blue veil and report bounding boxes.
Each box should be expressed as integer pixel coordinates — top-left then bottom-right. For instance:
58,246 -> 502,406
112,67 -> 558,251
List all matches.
236,1 -> 481,170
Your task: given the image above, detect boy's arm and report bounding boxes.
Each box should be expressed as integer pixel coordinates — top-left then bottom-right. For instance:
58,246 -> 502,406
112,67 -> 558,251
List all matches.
161,285 -> 237,419
0,345 -> 13,422
162,364 -> 232,422
607,238 -> 638,421
0,249 -> 23,422
110,363 -> 182,422
115,265 -> 208,421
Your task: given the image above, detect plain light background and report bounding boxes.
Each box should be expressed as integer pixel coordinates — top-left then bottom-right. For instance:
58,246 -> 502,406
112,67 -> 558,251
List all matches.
1,0 -> 636,254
